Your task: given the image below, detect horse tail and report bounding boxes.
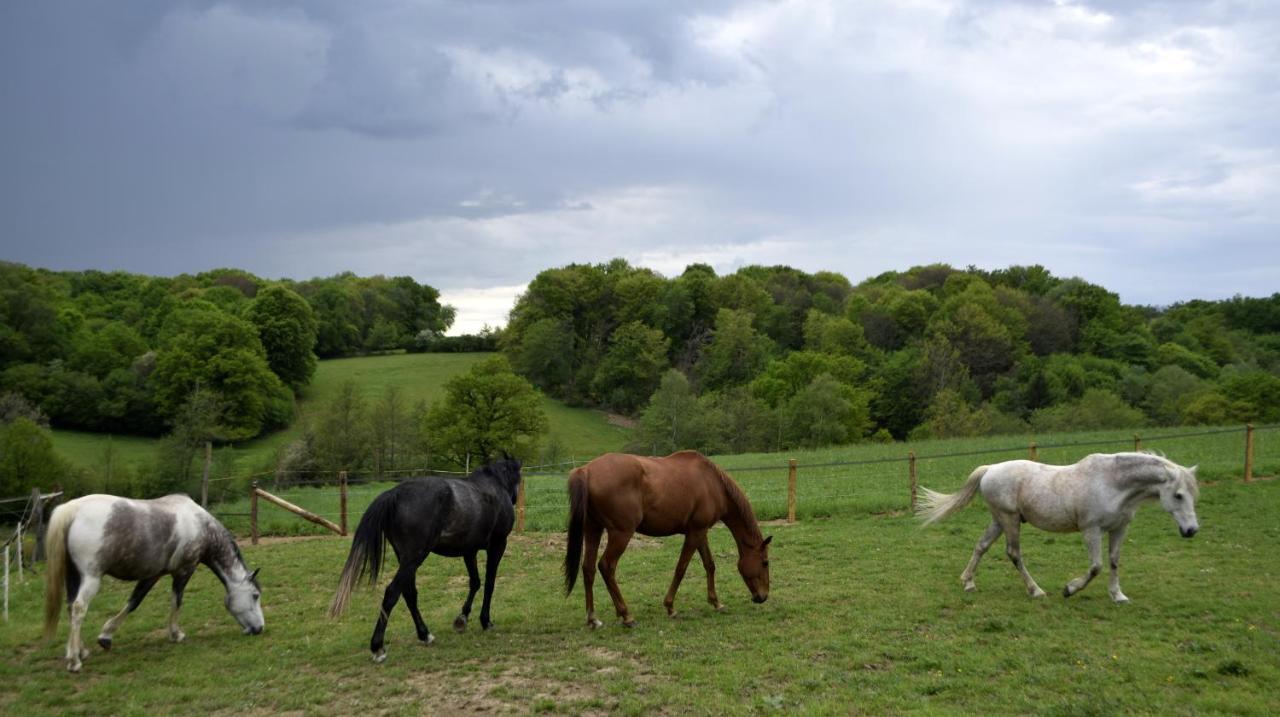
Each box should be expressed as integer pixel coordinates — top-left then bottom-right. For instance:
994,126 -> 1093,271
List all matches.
916,465 -> 988,526
328,487 -> 398,618
563,467 -> 588,596
43,500 -> 80,639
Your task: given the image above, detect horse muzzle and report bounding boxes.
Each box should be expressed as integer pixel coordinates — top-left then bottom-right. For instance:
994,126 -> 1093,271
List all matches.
752,594 -> 768,604
244,625 -> 264,636
1180,526 -> 1199,539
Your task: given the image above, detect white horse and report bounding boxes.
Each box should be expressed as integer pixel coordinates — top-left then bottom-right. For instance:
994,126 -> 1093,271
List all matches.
43,494 -> 264,672
916,452 -> 1199,603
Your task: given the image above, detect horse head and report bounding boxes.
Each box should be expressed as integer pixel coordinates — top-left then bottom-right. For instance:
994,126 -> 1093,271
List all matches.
1158,464 -> 1200,538
737,535 -> 772,603
225,567 -> 265,635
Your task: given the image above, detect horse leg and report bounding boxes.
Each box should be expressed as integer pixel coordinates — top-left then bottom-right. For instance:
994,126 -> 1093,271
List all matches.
960,521 -> 1004,592
66,574 -> 101,672
400,565 -> 435,646
168,570 -> 195,643
478,538 -> 507,630
998,513 -> 1045,598
1108,524 -> 1131,603
582,522 -> 604,629
663,533 -> 701,618
370,562 -> 417,663
696,535 -> 725,612
598,529 -> 635,627
454,552 -> 482,633
1064,527 -> 1103,598
97,576 -> 161,650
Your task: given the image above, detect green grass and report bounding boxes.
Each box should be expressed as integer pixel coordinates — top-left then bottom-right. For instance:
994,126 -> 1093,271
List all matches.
48,352 -> 631,478
2,475 -> 1276,714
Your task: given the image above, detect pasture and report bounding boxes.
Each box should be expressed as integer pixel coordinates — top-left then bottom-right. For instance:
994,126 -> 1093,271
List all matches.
2,430 -> 1277,714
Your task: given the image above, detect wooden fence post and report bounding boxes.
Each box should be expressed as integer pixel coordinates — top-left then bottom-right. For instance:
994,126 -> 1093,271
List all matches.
14,522 -> 21,583
517,478 -> 526,533
908,452 -> 917,513
250,481 -> 259,546
1029,441 -> 1038,461
200,441 -> 212,507
1244,424 -> 1254,483
1134,434 -> 1142,452
3,544 -> 8,622
787,459 -> 798,524
339,471 -> 348,536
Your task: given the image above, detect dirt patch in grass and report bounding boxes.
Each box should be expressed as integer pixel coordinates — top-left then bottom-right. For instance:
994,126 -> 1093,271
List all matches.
604,413 -> 638,429
238,535 -> 337,548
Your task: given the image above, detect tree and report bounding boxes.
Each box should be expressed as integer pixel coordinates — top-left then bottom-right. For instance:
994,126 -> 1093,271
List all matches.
315,380 -> 372,472
246,285 -> 318,389
591,321 -> 670,413
635,370 -> 709,455
696,309 -> 774,391
370,385 -> 409,476
0,417 -> 68,496
1031,389 -> 1146,432
422,356 -> 548,466
151,303 -> 293,440
781,374 -> 870,448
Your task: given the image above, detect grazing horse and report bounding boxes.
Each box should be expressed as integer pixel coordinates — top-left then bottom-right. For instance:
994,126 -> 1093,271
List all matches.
916,452 -> 1200,602
564,451 -> 771,628
328,458 -> 522,663
43,494 -> 264,672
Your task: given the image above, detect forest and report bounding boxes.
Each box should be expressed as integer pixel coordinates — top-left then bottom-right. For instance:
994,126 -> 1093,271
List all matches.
2,258 -> 1279,495
500,260 -> 1280,455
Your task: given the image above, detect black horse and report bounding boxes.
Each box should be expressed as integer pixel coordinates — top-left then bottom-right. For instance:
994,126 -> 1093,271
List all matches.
328,458 -> 522,662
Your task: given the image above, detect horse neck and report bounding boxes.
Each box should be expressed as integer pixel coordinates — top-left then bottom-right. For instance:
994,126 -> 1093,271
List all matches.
203,524 -> 247,587
718,482 -> 763,552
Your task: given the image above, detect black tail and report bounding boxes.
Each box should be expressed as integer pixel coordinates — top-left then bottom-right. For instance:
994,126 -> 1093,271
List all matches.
563,468 -> 588,595
329,488 -> 398,617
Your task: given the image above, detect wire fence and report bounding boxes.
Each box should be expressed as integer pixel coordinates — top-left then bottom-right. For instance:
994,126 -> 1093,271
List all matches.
205,423 -> 1278,539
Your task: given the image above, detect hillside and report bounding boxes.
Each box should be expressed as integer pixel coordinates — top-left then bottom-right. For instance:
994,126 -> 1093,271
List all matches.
50,352 -> 630,479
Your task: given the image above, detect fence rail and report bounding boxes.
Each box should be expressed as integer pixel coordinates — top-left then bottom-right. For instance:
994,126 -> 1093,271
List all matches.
206,424 -> 1275,540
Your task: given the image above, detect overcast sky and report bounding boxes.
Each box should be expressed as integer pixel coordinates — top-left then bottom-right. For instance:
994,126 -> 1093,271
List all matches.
2,1 -> 1277,334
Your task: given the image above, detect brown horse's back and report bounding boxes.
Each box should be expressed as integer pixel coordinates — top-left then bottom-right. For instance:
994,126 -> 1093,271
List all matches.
578,451 -> 729,537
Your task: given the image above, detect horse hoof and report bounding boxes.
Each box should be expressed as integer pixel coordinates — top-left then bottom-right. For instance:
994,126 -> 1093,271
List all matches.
170,631 -> 186,643
453,615 -> 468,633
714,604 -> 727,613
963,584 -> 977,593
420,632 -> 435,646
481,622 -> 494,632
1063,586 -> 1073,598
68,661 -> 82,673
667,610 -> 678,619
97,637 -> 112,651
1112,594 -> 1130,604
1030,589 -> 1046,599
79,647 -> 91,660
587,618 -> 603,630
622,619 -> 637,628
372,649 -> 388,663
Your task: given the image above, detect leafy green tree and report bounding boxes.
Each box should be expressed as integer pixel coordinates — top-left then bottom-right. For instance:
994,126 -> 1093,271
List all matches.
803,309 -> 868,357
422,356 -> 548,466
370,385 -> 409,476
68,321 -> 148,378
151,303 -> 293,439
751,351 -> 866,408
591,321 -> 670,413
0,417 -> 68,496
781,374 -> 870,448
315,380 -> 372,472
700,387 -> 778,454
1142,365 -> 1205,425
696,309 -> 774,391
246,285 -> 318,389
508,318 -> 574,393
635,370 -> 709,454
1031,389 -> 1146,432
910,389 -> 990,440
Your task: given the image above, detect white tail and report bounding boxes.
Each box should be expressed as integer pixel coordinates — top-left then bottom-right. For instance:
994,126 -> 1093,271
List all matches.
43,501 -> 81,639
915,465 -> 988,526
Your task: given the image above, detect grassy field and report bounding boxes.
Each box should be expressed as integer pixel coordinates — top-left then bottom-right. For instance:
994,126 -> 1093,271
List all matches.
49,352 -> 631,479
1,472 -> 1276,714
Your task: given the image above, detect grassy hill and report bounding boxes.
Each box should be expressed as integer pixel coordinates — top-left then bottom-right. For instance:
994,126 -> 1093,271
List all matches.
50,352 -> 631,478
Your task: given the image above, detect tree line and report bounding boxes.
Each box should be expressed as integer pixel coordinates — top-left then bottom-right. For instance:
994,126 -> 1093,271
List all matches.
501,260 -> 1280,455
0,262 -> 454,441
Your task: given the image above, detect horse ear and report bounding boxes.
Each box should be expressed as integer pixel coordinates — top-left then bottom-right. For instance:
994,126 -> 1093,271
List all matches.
1189,465 -> 1198,476
250,568 -> 261,582
762,535 -> 772,547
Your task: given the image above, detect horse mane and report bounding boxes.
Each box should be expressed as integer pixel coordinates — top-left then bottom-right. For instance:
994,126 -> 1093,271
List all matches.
708,459 -> 763,544
1116,451 -> 1199,497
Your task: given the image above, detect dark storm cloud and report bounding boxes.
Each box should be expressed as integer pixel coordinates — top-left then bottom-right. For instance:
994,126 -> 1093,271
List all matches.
1,1 -> 1278,332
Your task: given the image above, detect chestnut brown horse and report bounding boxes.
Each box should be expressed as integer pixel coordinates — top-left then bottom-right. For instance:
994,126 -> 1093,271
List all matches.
564,451 -> 771,628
